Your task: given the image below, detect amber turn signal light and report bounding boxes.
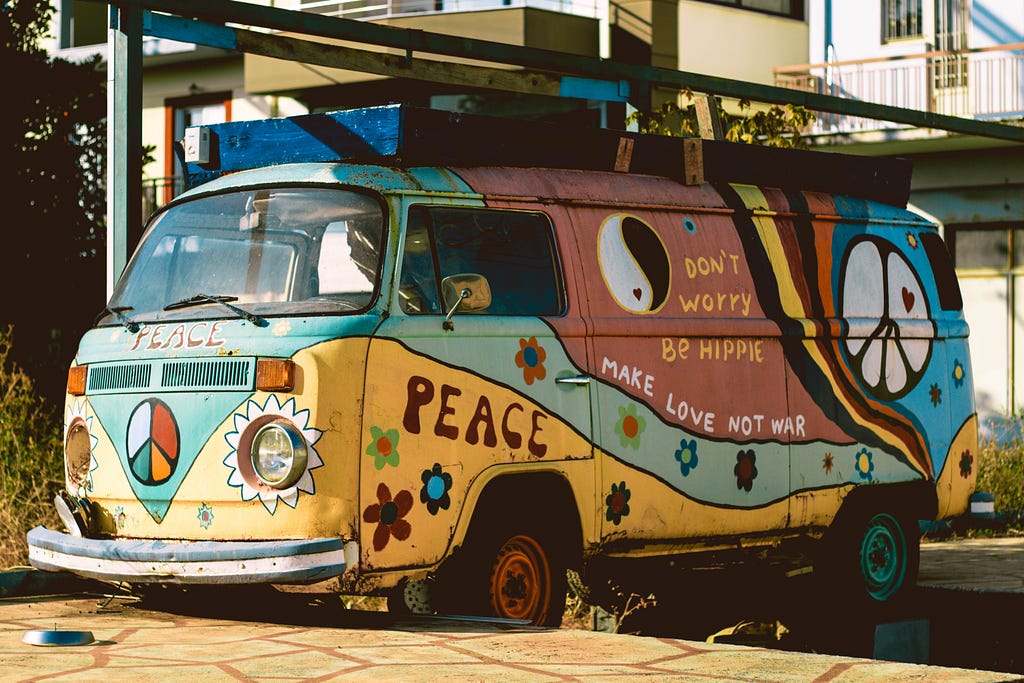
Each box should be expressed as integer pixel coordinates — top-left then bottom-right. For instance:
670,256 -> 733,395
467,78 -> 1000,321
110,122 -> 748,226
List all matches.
67,365 -> 88,396
256,358 -> 295,392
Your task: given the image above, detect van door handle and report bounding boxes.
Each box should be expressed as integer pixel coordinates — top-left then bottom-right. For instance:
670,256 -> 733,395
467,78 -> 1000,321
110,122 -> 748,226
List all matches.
555,375 -> 591,386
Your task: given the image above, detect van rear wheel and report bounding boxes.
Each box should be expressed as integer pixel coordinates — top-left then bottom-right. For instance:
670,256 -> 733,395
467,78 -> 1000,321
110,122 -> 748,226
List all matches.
859,512 -> 915,602
821,509 -> 919,605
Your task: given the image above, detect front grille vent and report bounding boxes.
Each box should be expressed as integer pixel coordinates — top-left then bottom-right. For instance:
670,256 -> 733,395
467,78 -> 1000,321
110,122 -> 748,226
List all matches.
86,357 -> 256,394
162,359 -> 252,390
88,363 -> 152,392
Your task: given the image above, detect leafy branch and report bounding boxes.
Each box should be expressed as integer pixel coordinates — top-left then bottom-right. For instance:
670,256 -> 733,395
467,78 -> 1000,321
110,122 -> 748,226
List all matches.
627,91 -> 814,148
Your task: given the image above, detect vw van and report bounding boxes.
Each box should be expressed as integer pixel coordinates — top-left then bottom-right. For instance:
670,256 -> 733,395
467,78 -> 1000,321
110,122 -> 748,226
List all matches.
28,106 -> 977,625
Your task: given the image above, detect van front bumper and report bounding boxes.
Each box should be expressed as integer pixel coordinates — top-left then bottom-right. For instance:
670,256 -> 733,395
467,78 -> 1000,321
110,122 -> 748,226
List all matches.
27,526 -> 351,585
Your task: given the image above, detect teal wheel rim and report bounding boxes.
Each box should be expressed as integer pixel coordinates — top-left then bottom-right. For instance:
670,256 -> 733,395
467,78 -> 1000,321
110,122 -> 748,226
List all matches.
859,513 -> 907,601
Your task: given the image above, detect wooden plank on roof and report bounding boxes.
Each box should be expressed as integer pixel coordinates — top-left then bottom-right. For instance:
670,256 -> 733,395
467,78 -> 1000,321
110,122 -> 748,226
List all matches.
184,105 -> 912,206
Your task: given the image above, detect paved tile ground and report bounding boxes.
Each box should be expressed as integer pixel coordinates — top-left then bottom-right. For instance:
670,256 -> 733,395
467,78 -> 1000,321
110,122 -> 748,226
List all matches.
919,535 -> 1024,592
0,536 -> 1022,682
0,594 -> 1015,682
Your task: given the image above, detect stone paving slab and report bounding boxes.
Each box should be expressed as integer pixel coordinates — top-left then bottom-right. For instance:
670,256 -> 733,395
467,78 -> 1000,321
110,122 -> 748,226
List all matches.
919,536 -> 1024,593
0,594 -> 1017,682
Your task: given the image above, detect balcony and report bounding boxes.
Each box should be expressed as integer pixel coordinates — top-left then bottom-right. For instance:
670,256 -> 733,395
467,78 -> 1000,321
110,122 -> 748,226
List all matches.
288,0 -> 603,21
773,42 -> 1024,136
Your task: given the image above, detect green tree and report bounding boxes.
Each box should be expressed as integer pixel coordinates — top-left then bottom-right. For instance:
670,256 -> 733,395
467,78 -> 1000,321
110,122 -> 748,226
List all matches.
0,0 -> 107,403
629,92 -> 814,148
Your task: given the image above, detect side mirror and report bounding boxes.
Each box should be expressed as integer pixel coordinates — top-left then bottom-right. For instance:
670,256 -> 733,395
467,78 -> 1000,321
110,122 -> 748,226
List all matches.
441,274 -> 491,330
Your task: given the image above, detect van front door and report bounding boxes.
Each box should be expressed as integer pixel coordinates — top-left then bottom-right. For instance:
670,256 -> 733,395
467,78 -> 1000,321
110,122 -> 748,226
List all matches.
363,199 -> 594,575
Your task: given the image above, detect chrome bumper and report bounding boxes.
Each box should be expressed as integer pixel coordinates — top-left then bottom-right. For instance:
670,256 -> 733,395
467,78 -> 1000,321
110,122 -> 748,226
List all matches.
27,526 -> 352,585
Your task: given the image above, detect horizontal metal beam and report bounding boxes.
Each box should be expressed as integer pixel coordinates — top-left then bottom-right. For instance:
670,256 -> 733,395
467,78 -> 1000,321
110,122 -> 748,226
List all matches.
106,0 -> 1024,143
147,13 -> 629,103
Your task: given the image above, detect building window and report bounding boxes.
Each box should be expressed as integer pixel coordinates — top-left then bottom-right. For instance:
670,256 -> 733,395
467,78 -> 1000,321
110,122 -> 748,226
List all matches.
692,1 -> 804,21
948,225 -> 1022,271
881,0 -> 923,42
933,0 -> 969,89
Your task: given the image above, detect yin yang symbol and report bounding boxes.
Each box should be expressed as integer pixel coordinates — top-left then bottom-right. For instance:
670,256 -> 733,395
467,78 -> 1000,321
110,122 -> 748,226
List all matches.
597,214 -> 671,314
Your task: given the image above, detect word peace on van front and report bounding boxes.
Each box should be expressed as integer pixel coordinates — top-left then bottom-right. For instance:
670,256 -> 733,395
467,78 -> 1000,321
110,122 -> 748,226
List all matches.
128,322 -> 227,352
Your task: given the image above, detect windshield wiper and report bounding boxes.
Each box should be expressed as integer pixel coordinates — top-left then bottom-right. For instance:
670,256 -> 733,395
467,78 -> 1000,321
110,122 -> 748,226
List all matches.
100,305 -> 140,333
164,293 -> 268,327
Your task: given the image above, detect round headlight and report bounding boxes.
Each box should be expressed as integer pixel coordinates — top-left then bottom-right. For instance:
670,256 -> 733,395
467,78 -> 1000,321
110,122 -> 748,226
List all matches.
251,422 -> 308,489
65,420 -> 92,487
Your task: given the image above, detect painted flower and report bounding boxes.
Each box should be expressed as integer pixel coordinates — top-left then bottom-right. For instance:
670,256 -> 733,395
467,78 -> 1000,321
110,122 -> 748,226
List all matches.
822,452 -> 834,475
735,449 -> 758,492
113,506 -> 127,531
224,395 -> 324,514
674,438 -> 699,476
855,447 -> 874,481
959,450 -> 974,479
906,232 -> 919,250
929,383 -> 942,406
606,481 -> 631,525
420,463 -> 453,515
515,337 -> 547,385
615,405 -> 646,450
272,320 -> 292,337
952,360 -> 965,389
366,426 -> 400,470
363,483 -> 413,552
197,502 -> 214,530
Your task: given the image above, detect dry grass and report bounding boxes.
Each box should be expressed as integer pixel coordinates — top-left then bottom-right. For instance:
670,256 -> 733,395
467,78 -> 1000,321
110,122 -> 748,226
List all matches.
0,327 -> 62,569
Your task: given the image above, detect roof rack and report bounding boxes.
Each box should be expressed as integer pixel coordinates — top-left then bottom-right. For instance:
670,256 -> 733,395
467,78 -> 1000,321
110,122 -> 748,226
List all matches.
182,104 -> 913,207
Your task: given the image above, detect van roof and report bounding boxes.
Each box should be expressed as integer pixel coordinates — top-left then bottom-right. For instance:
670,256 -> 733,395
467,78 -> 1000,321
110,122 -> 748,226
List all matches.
181,104 -> 913,207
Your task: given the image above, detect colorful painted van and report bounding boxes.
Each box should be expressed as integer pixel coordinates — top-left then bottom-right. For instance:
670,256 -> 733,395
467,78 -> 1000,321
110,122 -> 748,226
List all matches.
28,106 -> 977,625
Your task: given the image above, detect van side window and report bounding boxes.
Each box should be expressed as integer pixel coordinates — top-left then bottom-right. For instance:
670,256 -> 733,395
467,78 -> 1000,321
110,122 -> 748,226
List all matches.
399,211 -> 442,314
921,232 -> 964,311
399,206 -> 564,316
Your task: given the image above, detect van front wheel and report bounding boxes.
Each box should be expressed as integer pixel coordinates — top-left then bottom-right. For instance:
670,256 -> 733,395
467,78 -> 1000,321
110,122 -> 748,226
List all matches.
478,531 -> 565,626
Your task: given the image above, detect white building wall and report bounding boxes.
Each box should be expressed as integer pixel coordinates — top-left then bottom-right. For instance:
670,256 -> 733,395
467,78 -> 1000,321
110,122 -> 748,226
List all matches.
970,0 -> 1024,48
678,1 -> 808,85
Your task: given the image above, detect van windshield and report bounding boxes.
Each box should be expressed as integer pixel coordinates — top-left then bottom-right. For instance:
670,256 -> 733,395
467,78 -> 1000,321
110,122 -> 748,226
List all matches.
105,187 -> 384,324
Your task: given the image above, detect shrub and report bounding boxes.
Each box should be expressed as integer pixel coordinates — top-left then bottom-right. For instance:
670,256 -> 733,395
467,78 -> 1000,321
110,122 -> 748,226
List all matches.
977,436 -> 1024,525
0,326 -> 63,568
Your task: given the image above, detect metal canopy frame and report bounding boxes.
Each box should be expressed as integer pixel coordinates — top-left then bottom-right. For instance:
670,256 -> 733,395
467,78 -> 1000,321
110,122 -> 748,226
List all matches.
101,0 -> 1024,294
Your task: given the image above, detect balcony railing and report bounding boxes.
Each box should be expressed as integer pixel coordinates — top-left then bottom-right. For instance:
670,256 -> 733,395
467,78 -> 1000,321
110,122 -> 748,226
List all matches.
142,176 -> 183,221
291,0 -> 602,21
774,42 -> 1024,135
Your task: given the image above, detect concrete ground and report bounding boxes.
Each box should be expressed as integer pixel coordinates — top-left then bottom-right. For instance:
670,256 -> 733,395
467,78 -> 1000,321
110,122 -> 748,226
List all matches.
0,536 -> 1021,682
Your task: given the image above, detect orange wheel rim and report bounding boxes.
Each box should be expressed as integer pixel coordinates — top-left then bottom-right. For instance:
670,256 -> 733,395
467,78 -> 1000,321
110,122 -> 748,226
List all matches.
489,534 -> 551,622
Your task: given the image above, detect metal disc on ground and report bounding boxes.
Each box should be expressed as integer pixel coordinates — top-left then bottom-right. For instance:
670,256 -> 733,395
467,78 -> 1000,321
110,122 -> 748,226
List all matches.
22,630 -> 95,647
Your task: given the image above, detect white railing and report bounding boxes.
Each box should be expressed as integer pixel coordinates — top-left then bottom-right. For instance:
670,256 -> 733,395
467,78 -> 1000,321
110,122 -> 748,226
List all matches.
774,42 -> 1024,134
290,0 -> 601,21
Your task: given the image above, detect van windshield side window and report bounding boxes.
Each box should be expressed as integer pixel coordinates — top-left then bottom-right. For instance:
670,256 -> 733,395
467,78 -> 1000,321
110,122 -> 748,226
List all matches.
399,206 -> 564,316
